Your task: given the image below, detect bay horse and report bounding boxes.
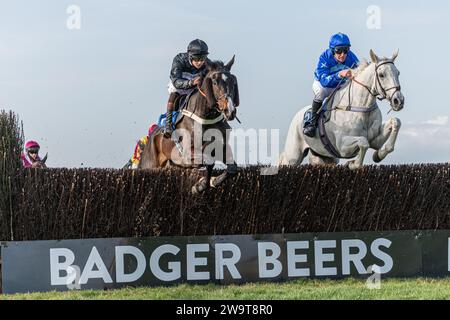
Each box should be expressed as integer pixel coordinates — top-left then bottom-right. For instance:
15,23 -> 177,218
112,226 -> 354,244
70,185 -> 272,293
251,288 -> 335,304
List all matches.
139,57 -> 240,194
31,154 -> 48,168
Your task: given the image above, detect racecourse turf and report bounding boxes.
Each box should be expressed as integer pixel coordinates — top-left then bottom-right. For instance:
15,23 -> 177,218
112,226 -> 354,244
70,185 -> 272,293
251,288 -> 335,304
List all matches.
2,278 -> 450,300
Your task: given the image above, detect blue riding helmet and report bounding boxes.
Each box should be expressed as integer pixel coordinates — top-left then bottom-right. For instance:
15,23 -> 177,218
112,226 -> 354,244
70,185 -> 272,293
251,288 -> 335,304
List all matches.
329,33 -> 351,49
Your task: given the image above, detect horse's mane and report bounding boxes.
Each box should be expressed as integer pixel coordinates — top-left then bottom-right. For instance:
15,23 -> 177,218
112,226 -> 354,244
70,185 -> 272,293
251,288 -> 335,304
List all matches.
206,60 -> 225,72
352,59 -> 370,77
338,56 -> 393,91
338,59 -> 370,90
352,56 -> 393,77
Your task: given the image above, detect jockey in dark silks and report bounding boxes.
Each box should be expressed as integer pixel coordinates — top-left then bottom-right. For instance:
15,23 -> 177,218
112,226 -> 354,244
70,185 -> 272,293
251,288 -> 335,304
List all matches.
164,39 -> 210,138
303,33 -> 360,137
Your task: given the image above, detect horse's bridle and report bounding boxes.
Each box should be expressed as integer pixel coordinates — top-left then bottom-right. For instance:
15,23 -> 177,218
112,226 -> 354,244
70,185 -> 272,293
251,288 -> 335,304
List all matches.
352,61 -> 401,103
208,70 -> 235,102
197,83 -> 228,109
197,70 -> 240,122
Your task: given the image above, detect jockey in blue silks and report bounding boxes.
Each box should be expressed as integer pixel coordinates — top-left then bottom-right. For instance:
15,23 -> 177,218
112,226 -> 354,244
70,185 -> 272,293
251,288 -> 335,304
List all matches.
303,33 -> 360,137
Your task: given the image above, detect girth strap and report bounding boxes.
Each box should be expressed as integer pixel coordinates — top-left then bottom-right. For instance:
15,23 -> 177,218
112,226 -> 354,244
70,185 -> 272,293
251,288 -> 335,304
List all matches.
181,109 -> 224,125
317,113 -> 356,159
334,104 -> 378,113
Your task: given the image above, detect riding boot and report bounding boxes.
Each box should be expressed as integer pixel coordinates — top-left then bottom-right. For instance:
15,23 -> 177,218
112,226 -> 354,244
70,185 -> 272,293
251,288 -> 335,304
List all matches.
164,110 -> 173,138
303,100 -> 323,137
164,98 -> 175,138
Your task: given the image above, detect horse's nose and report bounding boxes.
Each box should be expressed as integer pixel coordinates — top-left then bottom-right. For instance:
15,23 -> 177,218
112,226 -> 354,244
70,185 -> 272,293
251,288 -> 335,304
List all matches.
391,92 -> 404,111
225,97 -> 236,120
225,109 -> 236,121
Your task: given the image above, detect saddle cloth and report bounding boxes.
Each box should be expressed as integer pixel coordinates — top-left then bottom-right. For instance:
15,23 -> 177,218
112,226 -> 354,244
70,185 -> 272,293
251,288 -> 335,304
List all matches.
157,90 -> 198,129
303,97 -> 332,128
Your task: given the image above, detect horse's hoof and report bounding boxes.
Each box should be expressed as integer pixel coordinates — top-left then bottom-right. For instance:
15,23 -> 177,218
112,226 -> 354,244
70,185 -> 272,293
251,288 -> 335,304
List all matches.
192,177 -> 208,195
210,176 -> 217,188
191,186 -> 200,195
345,160 -> 359,170
210,172 -> 228,188
373,151 -> 382,163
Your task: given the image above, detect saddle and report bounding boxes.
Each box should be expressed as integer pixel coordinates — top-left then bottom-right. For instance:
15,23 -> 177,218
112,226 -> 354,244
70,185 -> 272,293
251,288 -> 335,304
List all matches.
157,90 -> 197,129
303,94 -> 354,159
173,94 -> 188,112
303,97 -> 333,128
157,111 -> 180,129
302,106 -> 345,159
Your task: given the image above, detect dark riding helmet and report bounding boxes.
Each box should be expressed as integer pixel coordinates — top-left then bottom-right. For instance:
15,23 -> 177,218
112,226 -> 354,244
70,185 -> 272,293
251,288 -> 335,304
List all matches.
187,39 -> 209,58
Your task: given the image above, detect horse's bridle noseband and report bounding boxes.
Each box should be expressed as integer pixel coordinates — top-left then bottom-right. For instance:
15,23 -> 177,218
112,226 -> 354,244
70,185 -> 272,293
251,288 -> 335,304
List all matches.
352,61 -> 401,103
197,70 -> 237,114
209,70 -> 235,103
197,84 -> 228,112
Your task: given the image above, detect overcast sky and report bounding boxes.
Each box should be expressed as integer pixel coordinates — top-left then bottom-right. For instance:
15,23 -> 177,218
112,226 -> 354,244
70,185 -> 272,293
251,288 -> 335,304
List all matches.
0,0 -> 449,167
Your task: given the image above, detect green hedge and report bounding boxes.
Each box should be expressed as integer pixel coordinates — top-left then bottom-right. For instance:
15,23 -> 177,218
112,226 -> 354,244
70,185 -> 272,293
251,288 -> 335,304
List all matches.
1,110 -> 449,241
0,111 -> 24,240
10,164 -> 450,240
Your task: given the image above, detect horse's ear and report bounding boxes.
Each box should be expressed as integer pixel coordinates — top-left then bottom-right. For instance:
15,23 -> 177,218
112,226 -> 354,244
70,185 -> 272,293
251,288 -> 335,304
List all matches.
391,49 -> 399,61
225,55 -> 235,71
370,49 -> 379,63
205,60 -> 213,72
42,153 -> 48,164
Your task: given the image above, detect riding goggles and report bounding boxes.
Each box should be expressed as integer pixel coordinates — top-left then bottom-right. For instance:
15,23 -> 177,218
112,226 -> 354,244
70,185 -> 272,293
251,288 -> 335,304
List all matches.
334,47 -> 350,55
27,148 -> 39,154
191,55 -> 207,62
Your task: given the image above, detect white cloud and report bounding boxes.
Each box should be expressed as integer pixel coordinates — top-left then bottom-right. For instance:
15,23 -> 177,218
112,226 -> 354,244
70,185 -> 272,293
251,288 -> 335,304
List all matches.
401,119 -> 450,144
425,116 -> 448,126
394,118 -> 450,163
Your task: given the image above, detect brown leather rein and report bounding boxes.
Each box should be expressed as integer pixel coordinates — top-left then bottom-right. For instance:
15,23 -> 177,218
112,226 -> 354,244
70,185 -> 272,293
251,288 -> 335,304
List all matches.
352,61 -> 401,102
196,71 -> 241,123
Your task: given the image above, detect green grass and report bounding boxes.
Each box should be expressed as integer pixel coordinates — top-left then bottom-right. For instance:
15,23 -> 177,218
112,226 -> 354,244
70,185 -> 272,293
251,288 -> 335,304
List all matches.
2,278 -> 450,300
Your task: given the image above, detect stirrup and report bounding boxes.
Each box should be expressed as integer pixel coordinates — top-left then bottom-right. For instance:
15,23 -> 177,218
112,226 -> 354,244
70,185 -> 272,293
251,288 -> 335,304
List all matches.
163,124 -> 173,137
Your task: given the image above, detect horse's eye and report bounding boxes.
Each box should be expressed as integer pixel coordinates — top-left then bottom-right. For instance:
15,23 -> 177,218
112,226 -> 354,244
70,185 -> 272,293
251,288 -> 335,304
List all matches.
379,73 -> 385,78
212,80 -> 218,86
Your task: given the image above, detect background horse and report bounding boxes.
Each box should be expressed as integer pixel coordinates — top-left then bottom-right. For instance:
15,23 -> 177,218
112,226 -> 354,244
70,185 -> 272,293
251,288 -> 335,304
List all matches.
31,153 -> 48,168
139,57 -> 240,194
279,50 -> 404,169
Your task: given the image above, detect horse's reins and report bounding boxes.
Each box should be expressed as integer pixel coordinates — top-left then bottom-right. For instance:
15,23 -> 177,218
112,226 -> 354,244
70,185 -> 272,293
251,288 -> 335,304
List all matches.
351,61 -> 401,114
319,61 -> 357,114
197,86 -> 208,99
197,71 -> 241,124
